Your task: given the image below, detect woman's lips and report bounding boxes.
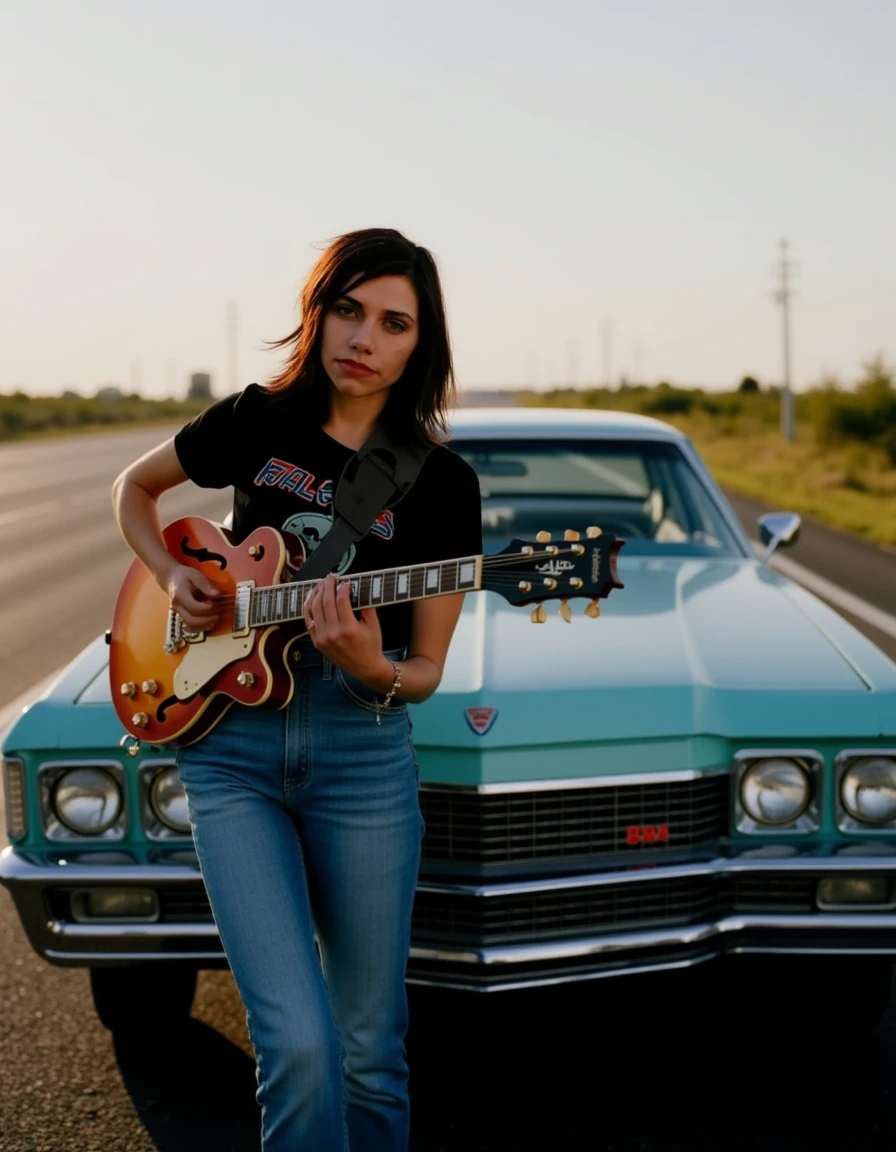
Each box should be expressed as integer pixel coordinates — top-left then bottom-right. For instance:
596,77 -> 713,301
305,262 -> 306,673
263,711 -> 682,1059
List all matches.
336,359 -> 376,378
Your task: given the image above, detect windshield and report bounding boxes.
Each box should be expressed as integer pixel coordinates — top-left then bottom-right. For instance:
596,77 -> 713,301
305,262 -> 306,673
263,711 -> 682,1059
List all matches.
449,437 -> 746,557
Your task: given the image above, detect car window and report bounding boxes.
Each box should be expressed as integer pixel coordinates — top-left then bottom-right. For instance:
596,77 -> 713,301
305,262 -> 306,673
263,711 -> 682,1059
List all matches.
449,437 -> 745,557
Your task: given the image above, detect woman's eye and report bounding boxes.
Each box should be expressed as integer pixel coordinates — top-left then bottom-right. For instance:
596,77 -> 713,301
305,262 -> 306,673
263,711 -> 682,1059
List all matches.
334,303 -> 355,317
385,319 -> 407,333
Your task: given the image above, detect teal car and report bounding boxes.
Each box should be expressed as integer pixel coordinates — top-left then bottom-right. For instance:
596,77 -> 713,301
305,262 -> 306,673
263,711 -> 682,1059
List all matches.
3,408 -> 896,1033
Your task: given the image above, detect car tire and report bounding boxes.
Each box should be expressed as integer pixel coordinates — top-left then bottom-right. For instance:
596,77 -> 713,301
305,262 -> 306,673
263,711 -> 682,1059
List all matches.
90,965 -> 198,1035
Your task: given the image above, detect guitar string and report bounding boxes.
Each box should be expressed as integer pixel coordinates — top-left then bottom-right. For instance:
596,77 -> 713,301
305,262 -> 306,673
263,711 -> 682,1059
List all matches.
177,547 -> 597,609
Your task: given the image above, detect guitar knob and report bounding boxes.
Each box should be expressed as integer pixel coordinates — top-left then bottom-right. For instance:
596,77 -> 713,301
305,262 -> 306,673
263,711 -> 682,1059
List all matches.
559,599 -> 572,623
132,712 -> 150,728
531,604 -> 547,624
237,671 -> 256,688
248,545 -> 260,557
586,526 -> 603,538
535,531 -> 551,543
564,530 -> 581,541
585,600 -> 601,619
141,679 -> 158,695
120,682 -> 136,697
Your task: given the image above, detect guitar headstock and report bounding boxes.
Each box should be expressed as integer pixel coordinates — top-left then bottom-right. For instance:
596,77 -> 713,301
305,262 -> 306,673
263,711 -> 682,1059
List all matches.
481,527 -> 624,622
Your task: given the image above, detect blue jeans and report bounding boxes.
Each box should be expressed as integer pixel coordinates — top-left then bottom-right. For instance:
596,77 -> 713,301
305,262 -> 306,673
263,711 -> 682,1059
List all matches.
177,641 -> 422,1151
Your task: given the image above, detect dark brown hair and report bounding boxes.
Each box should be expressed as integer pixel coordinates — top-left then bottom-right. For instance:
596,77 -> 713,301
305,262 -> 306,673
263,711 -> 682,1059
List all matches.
266,228 -> 455,444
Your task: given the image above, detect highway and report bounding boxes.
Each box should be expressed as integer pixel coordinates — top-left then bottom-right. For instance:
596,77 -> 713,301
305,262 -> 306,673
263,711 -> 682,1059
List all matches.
1,427 -> 895,1151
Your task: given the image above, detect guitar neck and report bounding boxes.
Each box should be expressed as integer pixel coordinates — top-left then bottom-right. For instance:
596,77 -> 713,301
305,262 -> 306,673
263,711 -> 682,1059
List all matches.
246,555 -> 483,628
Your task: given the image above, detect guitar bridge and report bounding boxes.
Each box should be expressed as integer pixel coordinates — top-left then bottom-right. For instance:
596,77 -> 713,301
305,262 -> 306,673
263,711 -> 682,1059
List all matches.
164,609 -> 204,654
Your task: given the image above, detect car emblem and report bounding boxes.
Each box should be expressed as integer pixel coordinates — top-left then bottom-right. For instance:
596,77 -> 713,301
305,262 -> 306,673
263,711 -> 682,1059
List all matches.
626,824 -> 669,845
465,707 -> 498,735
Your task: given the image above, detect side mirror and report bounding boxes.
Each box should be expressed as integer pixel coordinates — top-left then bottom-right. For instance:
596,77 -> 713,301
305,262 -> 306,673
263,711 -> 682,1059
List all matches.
758,512 -> 801,561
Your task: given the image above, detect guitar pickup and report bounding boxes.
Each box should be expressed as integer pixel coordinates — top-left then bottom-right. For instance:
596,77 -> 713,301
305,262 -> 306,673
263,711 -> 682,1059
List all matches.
233,581 -> 254,636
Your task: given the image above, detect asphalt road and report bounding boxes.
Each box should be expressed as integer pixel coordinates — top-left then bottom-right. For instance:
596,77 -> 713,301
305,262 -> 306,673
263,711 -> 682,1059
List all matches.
1,428 -> 896,1152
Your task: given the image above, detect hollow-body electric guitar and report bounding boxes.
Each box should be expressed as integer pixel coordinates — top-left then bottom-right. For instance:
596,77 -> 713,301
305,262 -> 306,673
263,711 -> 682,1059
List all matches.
110,516 -> 624,749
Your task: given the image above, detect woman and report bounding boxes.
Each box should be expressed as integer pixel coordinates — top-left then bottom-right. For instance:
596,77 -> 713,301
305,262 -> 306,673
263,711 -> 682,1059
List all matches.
112,228 -> 482,1151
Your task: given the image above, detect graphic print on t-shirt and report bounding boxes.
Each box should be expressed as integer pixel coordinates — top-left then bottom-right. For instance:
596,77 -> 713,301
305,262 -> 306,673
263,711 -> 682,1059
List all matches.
255,455 -> 397,578
281,511 -> 356,576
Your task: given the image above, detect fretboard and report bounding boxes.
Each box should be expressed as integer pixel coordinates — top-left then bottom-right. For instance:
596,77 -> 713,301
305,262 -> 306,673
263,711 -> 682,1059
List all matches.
246,555 -> 482,628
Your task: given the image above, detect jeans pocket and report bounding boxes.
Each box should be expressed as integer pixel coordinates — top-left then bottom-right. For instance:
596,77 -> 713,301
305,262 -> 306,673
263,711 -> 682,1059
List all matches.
334,665 -> 407,715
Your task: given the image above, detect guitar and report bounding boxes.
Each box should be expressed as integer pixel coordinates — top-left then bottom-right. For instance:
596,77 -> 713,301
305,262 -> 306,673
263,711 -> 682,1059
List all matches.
110,516 -> 624,748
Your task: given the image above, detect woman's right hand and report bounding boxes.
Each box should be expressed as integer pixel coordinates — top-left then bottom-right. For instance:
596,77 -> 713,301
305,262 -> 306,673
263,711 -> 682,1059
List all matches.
164,564 -> 221,632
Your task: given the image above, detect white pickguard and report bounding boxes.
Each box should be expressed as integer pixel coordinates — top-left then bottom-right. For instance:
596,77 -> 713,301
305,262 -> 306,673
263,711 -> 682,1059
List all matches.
174,633 -> 254,698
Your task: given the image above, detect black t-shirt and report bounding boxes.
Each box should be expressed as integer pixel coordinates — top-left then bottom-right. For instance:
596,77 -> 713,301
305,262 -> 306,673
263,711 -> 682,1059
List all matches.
173,384 -> 483,650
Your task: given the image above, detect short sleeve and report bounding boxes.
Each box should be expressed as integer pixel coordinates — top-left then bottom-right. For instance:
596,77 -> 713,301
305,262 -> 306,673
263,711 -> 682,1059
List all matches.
174,388 -> 251,488
410,446 -> 483,564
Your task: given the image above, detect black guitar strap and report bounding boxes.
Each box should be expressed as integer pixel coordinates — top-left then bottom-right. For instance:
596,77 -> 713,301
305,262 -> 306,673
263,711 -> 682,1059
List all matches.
294,425 -> 435,583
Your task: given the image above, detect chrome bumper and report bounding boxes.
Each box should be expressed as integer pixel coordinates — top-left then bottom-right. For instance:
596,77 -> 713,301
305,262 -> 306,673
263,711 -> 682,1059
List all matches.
4,843 -> 896,988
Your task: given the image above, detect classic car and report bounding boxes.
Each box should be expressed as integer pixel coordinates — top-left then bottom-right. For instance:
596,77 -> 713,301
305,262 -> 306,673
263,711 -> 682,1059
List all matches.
3,407 -> 896,1034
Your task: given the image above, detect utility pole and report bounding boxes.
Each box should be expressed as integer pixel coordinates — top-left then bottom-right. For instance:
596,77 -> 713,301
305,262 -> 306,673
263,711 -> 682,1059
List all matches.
632,337 -> 645,386
525,352 -> 537,390
226,300 -> 239,396
600,317 -> 613,388
775,240 -> 796,442
566,338 -> 579,388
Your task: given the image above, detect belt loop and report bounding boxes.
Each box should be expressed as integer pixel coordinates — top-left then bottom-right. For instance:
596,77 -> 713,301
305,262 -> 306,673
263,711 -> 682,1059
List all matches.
322,656 -> 333,682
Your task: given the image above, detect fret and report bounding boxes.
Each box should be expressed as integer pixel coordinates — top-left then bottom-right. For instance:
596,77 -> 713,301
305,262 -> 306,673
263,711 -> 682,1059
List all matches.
439,561 -> 458,595
248,555 -> 481,627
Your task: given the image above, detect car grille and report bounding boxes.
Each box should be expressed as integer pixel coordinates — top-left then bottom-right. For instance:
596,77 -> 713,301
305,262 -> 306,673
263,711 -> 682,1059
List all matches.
158,888 -> 215,922
419,773 -> 730,869
412,873 -> 815,946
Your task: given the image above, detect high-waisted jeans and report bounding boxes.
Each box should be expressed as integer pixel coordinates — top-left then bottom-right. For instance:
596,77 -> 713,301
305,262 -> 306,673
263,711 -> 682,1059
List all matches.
176,641 -> 422,1151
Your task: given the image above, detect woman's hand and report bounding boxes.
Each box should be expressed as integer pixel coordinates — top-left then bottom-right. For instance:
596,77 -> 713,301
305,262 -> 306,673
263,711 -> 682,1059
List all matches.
165,564 -> 221,632
303,573 -> 389,683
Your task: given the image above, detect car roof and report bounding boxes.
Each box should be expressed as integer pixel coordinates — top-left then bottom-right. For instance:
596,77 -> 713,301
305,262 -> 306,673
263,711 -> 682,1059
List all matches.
447,406 -> 684,441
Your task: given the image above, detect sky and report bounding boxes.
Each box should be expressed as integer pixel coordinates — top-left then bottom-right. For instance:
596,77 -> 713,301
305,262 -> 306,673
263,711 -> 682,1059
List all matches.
1,0 -> 894,399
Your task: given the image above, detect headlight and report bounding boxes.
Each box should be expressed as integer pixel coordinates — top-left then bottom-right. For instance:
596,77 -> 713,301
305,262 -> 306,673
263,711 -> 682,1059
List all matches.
53,767 -> 123,835
740,758 -> 811,826
149,766 -> 191,833
841,758 -> 896,825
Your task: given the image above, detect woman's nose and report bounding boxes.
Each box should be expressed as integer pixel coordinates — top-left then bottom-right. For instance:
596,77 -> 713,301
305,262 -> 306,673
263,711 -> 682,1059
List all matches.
351,318 -> 375,352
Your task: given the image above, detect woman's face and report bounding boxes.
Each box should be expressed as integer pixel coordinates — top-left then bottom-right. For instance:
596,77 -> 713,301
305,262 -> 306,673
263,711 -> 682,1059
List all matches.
320,274 -> 419,400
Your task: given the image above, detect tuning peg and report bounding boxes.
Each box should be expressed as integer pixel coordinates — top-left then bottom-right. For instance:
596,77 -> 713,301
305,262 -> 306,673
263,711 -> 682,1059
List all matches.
564,529 -> 580,541
531,603 -> 547,624
559,599 -> 572,623
585,600 -> 601,618
535,531 -> 551,543
586,526 -> 602,538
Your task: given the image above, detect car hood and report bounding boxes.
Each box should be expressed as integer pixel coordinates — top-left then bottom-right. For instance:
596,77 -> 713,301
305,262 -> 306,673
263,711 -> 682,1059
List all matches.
5,560 -> 895,774
418,557 -> 896,754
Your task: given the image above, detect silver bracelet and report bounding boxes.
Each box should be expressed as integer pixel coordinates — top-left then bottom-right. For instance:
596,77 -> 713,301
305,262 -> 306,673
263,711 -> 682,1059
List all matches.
377,660 -> 402,725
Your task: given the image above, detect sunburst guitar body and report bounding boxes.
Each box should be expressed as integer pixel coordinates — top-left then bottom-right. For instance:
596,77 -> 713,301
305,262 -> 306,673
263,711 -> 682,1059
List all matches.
110,518 -> 304,746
